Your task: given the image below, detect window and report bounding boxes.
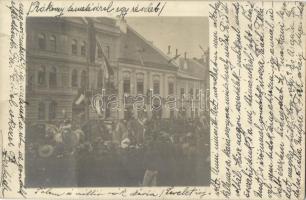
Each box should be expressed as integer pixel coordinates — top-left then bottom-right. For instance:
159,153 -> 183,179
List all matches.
38,33 -> 46,50
136,73 -> 144,94
195,108 -> 199,118
49,35 -> 56,51
49,66 -> 57,88
168,77 -> 174,95
180,88 -> 185,98
49,101 -> 57,120
153,82 -> 160,95
189,88 -> 194,98
97,69 -> 103,88
168,82 -> 174,95
195,89 -> 199,99
97,45 -> 103,58
153,75 -> 160,95
81,41 -> 86,56
38,102 -> 45,119
123,71 -> 130,94
72,39 -> 77,55
80,70 -> 87,89
71,69 -> 78,87
38,66 -> 46,86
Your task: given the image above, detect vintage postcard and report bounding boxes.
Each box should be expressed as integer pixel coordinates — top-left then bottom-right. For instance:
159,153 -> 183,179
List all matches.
0,0 -> 305,199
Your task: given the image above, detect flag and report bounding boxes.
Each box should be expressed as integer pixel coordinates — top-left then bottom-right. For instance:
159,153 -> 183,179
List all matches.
87,18 -> 96,63
96,38 -> 114,79
74,88 -> 86,105
75,93 -> 85,105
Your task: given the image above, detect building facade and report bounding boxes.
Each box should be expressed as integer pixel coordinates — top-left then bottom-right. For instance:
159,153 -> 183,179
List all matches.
26,17 -> 209,124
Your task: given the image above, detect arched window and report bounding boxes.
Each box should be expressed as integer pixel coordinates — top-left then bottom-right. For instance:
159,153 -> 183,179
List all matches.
49,101 -> 57,120
72,39 -> 77,55
49,66 -> 57,88
97,69 -> 103,89
38,102 -> 45,119
81,41 -> 86,56
80,70 -> 87,89
38,33 -> 46,50
38,65 -> 46,86
123,71 -> 130,94
153,75 -> 160,95
49,35 -> 56,51
71,69 -> 78,87
136,73 -> 144,94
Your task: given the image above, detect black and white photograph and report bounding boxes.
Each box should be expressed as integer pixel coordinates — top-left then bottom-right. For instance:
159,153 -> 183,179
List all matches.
25,16 -> 210,187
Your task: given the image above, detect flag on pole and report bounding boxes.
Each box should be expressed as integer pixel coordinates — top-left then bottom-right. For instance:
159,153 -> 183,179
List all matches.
87,18 -> 96,63
75,93 -> 85,105
96,38 -> 114,79
74,88 -> 86,105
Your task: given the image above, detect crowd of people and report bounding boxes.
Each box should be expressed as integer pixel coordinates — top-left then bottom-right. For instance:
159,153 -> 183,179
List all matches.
26,113 -> 210,187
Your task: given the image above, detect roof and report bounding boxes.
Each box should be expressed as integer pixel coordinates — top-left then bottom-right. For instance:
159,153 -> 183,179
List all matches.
177,72 -> 203,81
118,25 -> 178,71
178,57 -> 209,80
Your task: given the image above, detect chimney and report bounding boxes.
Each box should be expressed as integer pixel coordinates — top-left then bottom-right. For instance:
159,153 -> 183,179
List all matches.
116,18 -> 127,34
175,49 -> 178,57
184,52 -> 187,60
167,45 -> 171,55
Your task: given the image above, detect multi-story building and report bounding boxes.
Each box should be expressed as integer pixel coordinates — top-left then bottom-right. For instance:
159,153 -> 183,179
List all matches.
26,17 -> 120,124
26,17 -> 209,124
176,52 -> 210,119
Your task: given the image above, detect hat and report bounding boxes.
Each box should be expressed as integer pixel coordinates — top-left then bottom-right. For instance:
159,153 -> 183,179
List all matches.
121,138 -> 130,149
38,144 -> 54,158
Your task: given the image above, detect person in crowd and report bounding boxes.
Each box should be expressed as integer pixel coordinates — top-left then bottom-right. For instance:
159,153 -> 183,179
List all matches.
129,114 -> 145,146
113,119 -> 126,146
60,119 -> 76,155
30,112 -> 210,187
121,119 -> 130,140
142,136 -> 160,186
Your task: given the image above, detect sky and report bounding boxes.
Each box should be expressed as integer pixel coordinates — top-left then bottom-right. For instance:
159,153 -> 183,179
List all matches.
126,17 -> 209,59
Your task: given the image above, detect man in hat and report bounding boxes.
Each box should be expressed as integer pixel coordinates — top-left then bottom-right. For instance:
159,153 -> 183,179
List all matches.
60,119 -> 75,155
142,137 -> 160,186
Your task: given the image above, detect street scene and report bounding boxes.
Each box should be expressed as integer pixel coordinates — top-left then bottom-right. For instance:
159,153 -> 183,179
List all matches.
25,17 -> 210,187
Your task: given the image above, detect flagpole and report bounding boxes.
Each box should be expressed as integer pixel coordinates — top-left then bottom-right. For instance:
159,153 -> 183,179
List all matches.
86,17 -> 92,121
